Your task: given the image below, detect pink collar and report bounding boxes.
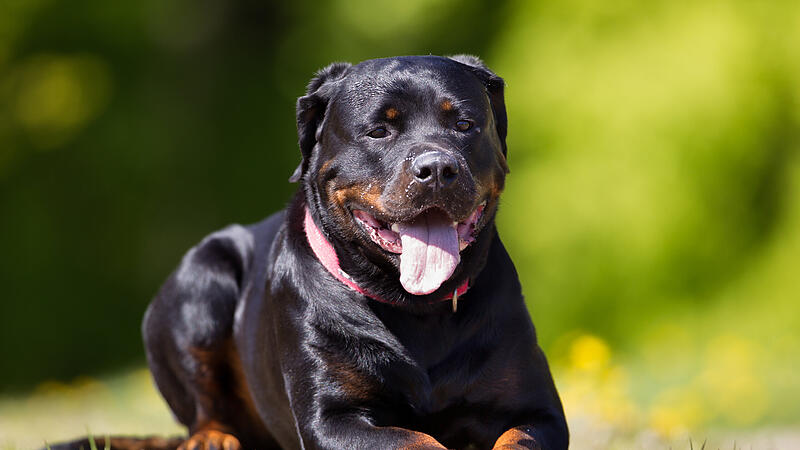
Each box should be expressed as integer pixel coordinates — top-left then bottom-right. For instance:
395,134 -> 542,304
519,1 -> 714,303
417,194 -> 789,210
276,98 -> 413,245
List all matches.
303,206 -> 469,306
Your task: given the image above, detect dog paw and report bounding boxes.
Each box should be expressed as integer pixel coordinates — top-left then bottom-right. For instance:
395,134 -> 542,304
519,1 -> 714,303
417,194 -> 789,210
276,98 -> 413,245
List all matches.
178,430 -> 241,450
492,427 -> 540,450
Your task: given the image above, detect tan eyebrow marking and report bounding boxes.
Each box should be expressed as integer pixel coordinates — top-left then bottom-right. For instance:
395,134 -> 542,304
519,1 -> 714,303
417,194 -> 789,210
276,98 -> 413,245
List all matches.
385,107 -> 399,119
440,100 -> 454,111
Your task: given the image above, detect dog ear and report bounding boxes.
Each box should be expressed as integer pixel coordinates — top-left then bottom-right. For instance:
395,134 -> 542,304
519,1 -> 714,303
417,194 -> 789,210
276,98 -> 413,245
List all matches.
290,62 -> 352,183
448,55 -> 508,158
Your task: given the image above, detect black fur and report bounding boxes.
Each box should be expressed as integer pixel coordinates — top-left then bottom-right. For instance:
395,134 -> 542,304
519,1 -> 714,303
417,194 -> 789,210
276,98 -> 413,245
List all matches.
143,55 -> 568,450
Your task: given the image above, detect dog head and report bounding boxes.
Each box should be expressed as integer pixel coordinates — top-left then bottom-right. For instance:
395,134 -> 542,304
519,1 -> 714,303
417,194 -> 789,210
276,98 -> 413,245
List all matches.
293,55 -> 508,305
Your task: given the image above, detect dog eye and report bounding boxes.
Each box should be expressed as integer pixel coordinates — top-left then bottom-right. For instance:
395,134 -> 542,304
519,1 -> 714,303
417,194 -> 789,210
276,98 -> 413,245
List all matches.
367,127 -> 389,138
455,120 -> 472,131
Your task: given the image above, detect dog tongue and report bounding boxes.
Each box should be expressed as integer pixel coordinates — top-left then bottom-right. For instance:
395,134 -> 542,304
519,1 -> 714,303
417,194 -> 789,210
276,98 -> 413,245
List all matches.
396,210 -> 460,295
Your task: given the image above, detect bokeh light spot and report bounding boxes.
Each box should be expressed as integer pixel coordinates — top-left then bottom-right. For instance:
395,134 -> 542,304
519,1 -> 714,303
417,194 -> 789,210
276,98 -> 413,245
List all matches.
13,54 -> 112,149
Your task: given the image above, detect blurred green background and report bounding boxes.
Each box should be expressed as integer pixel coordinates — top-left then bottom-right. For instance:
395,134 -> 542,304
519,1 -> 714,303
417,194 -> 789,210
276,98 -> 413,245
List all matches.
1,0 -> 799,448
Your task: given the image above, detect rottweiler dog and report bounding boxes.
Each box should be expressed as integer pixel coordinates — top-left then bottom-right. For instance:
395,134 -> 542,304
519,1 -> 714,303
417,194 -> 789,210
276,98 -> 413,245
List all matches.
142,55 -> 568,450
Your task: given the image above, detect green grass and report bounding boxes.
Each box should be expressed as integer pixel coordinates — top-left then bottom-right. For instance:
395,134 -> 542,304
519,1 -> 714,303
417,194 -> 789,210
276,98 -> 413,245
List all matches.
0,369 -> 183,450
1,366 -> 798,449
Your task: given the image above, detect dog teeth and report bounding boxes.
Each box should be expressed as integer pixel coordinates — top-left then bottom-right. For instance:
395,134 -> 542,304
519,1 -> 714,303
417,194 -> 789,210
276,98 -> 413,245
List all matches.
390,223 -> 400,232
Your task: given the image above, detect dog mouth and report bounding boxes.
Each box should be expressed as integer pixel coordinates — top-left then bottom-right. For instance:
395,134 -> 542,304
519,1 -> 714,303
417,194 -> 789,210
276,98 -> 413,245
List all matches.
352,202 -> 485,295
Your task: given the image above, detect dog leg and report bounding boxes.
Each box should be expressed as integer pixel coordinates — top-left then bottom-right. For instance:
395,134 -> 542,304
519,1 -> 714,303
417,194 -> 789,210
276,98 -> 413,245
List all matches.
298,415 -> 447,450
492,422 -> 568,450
143,225 -> 277,449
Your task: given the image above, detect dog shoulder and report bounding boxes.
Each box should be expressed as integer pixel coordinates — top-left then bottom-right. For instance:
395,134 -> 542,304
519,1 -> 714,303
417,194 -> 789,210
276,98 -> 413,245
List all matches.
171,209 -> 285,294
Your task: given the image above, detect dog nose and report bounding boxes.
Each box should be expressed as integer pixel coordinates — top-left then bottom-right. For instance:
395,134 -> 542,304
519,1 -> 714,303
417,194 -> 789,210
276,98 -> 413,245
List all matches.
410,151 -> 459,188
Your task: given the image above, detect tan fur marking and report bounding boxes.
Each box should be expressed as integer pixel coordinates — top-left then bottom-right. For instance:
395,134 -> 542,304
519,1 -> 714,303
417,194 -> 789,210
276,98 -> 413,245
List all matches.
319,159 -> 333,176
385,107 -> 399,119
440,99 -> 454,111
179,428 -> 241,450
493,426 -> 540,449
394,430 -> 448,449
332,182 -> 384,212
326,359 -> 375,401
185,340 -> 263,446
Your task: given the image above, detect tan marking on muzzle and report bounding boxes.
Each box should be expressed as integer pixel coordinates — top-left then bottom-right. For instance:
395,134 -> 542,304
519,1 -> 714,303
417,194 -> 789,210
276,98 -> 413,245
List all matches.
332,182 -> 385,212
